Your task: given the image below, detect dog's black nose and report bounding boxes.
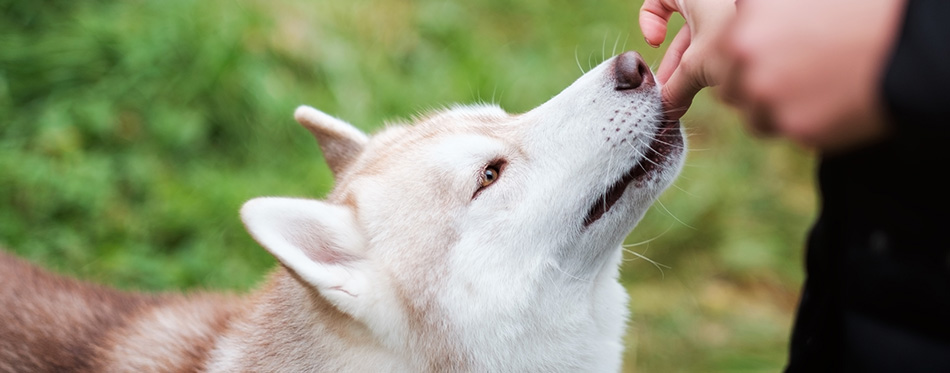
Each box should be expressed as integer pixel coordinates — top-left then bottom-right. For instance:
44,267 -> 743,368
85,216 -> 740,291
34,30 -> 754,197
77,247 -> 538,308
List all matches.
614,51 -> 654,91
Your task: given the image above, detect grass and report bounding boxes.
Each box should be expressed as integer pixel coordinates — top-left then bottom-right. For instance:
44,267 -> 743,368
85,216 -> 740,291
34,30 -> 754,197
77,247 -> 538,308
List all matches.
0,0 -> 817,371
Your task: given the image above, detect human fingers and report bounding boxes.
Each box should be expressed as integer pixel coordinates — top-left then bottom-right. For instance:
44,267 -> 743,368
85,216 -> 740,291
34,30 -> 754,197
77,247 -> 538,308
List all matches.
656,24 -> 691,85
639,0 -> 682,47
660,62 -> 704,120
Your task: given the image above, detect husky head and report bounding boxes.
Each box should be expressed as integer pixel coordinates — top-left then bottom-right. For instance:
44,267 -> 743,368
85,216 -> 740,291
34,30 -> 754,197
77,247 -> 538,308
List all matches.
241,52 -> 685,371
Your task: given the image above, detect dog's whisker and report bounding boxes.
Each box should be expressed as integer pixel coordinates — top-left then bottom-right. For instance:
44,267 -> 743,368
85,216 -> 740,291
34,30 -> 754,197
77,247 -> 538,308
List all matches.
648,54 -> 662,72
612,32 -> 621,58
625,141 -> 652,166
680,163 -> 707,169
621,246 -> 670,278
668,182 -> 698,197
574,46 -> 586,74
623,222 -> 674,247
655,198 -> 696,230
643,135 -> 686,150
604,143 -> 617,208
640,142 -> 667,162
628,140 -> 663,168
551,260 -> 592,283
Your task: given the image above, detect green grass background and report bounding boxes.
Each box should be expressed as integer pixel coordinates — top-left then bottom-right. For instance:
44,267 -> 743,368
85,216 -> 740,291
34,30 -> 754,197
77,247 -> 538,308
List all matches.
0,0 -> 817,371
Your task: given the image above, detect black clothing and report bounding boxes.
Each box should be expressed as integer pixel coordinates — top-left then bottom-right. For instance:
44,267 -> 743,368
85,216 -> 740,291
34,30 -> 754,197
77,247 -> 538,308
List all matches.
786,1 -> 950,372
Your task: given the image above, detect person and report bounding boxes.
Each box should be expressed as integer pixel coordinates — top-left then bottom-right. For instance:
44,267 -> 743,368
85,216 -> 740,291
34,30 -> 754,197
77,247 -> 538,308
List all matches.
637,0 -> 950,371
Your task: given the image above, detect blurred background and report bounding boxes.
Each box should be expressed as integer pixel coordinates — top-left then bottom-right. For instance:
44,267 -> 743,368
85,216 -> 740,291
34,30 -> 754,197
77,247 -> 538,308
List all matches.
0,0 -> 817,371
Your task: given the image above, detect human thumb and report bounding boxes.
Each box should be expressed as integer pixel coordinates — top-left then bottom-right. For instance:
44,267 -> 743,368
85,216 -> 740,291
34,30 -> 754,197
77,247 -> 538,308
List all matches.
660,67 -> 703,120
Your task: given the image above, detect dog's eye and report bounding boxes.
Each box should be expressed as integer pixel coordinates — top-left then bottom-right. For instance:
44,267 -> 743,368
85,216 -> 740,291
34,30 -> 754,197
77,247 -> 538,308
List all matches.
473,161 -> 505,200
480,167 -> 499,187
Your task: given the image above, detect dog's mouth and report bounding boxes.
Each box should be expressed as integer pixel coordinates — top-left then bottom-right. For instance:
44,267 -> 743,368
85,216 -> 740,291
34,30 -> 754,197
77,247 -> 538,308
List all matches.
582,119 -> 682,228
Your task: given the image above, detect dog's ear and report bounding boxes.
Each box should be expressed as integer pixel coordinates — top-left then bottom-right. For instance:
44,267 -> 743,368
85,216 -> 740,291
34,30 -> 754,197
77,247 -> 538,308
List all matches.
294,105 -> 368,177
241,197 -> 373,316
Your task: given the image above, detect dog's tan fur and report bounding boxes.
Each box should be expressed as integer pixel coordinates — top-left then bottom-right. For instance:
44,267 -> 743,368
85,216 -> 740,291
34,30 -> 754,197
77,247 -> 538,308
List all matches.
0,250 -> 412,372
0,251 -> 229,372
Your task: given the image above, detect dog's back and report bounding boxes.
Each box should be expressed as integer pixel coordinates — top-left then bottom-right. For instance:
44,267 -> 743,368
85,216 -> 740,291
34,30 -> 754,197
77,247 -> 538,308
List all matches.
0,251 -> 239,372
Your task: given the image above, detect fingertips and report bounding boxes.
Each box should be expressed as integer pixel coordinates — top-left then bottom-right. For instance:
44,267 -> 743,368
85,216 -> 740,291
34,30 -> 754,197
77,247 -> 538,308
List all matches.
638,1 -> 674,47
639,17 -> 668,48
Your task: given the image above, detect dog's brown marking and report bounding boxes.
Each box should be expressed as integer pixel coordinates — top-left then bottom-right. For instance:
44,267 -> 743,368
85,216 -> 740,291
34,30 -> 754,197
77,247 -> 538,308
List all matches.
0,251 -> 159,372
96,293 -> 241,372
0,250 -> 246,373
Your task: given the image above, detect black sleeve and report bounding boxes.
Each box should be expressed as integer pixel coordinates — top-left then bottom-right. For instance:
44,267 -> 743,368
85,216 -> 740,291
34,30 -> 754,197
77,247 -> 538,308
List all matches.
882,0 -> 950,132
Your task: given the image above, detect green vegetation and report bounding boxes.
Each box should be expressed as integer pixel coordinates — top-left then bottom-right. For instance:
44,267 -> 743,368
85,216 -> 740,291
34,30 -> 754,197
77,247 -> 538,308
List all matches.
0,0 -> 816,371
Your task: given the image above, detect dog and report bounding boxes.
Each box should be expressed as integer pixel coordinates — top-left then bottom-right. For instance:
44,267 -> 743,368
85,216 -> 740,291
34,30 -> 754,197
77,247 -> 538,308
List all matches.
0,51 -> 685,372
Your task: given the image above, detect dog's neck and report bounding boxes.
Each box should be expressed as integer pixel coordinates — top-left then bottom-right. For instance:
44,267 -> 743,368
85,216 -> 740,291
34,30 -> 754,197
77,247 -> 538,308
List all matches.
207,253 -> 628,373
445,247 -> 630,372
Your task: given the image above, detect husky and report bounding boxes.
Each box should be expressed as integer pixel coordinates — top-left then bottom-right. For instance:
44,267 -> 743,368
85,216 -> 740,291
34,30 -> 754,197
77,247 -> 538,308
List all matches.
0,51 -> 685,372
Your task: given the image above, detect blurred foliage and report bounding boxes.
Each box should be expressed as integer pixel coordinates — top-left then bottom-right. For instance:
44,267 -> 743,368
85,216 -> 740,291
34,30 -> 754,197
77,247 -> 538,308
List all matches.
0,0 -> 817,371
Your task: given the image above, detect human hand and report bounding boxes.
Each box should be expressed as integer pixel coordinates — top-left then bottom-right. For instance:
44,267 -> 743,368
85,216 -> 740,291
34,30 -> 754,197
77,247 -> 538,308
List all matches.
639,0 -> 735,120
720,0 -> 905,151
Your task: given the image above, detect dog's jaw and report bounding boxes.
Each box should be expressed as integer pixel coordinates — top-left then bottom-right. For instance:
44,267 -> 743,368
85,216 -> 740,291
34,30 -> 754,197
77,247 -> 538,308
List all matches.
514,52 -> 685,261
583,117 -> 683,228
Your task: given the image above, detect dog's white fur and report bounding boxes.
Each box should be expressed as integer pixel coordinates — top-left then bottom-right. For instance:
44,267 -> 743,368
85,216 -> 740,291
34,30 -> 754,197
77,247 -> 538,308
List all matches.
0,52 -> 685,372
